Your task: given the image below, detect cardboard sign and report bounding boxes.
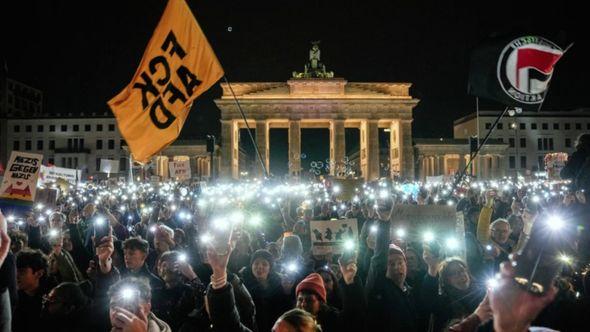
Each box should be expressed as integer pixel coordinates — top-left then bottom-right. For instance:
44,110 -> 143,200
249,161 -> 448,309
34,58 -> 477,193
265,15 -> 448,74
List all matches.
310,218 -> 358,255
332,179 -> 364,201
0,151 -> 43,203
100,159 -> 120,174
390,204 -> 465,255
39,165 -> 81,185
169,160 -> 191,180
35,188 -> 59,209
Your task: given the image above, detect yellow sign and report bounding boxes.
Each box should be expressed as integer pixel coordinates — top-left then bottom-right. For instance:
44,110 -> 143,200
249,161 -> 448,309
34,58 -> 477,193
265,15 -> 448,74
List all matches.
108,0 -> 224,163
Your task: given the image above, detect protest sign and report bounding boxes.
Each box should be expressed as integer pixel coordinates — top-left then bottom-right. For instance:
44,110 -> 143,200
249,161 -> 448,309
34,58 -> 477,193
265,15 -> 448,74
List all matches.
100,159 -> 120,174
390,204 -> 465,256
169,160 -> 191,180
0,151 -> 43,203
39,165 -> 81,185
310,218 -> 358,255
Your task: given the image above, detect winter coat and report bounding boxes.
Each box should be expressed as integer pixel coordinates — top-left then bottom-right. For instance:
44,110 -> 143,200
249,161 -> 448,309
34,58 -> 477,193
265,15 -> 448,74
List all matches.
420,274 -> 485,332
152,280 -> 205,331
240,267 -> 291,332
206,283 -> 253,332
365,220 -> 421,332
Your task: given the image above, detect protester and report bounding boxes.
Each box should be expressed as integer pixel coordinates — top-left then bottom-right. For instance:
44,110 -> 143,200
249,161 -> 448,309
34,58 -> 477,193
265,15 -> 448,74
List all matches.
107,277 -> 172,332
13,249 -> 55,331
240,249 -> 291,332
1,176 -> 589,332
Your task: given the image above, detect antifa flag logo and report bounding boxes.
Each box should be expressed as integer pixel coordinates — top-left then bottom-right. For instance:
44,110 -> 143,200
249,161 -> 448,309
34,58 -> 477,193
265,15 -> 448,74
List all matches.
497,36 -> 563,104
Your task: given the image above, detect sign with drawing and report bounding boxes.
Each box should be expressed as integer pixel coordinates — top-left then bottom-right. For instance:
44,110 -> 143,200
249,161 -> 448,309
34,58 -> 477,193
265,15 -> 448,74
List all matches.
310,218 -> 358,255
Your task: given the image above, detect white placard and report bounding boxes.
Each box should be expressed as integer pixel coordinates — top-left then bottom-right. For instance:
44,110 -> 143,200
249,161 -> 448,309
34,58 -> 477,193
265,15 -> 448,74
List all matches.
0,151 -> 43,202
169,160 -> 191,180
39,165 -> 81,185
310,218 -> 358,255
100,159 -> 120,174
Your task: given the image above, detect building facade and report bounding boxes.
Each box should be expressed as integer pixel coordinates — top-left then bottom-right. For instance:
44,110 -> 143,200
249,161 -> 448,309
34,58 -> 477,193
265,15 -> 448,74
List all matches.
215,79 -> 419,181
3,113 -> 215,180
1,77 -> 44,164
414,138 -> 508,180
4,113 -> 128,177
454,109 -> 590,174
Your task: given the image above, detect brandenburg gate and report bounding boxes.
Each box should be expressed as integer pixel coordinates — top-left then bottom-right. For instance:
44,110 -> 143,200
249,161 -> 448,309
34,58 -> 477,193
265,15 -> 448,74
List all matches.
214,43 -> 419,181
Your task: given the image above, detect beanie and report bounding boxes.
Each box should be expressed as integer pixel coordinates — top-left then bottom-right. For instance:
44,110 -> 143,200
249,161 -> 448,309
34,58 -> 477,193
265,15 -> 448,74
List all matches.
388,243 -> 406,261
296,273 -> 327,303
250,249 -> 274,269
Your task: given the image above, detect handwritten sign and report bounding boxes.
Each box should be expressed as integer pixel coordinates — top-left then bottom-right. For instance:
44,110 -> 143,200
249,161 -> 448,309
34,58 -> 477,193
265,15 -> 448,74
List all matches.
0,151 -> 43,202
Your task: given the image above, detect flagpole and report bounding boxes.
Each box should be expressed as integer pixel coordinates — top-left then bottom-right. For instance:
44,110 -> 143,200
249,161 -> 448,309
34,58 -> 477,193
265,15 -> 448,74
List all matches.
222,76 -> 269,178
449,106 -> 510,196
222,76 -> 291,230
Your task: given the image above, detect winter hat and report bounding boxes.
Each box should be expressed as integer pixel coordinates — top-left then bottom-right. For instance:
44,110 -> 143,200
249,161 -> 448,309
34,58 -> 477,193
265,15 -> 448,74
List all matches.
296,273 -> 327,303
388,243 -> 406,261
250,249 -> 274,269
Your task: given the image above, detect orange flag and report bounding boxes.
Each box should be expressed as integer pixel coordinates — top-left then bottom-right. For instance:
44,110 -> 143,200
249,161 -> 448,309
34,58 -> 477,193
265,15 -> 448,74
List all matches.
108,0 -> 223,163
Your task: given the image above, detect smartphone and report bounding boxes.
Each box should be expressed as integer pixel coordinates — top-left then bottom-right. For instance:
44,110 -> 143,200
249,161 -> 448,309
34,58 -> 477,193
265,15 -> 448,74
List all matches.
211,225 -> 233,256
93,216 -> 110,245
512,214 -> 575,295
114,290 -> 140,314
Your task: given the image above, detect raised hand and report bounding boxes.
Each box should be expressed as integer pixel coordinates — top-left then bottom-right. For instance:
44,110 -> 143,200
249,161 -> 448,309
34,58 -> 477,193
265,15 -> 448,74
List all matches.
111,306 -> 148,332
488,262 -> 557,332
338,258 -> 358,285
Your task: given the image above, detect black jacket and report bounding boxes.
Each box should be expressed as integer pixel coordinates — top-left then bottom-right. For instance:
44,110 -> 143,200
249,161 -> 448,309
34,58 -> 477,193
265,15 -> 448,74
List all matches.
317,276 -> 367,332
206,283 -> 253,332
240,267 -> 292,332
365,220 -> 421,332
152,280 -> 205,331
420,274 -> 485,332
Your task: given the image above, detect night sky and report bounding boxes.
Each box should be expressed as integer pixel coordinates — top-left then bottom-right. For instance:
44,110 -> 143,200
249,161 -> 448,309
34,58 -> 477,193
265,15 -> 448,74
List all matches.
2,0 -> 589,172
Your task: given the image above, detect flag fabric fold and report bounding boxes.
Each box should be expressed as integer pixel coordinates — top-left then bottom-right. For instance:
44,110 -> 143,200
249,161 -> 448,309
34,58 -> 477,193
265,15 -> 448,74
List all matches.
468,35 -> 563,109
108,0 -> 224,163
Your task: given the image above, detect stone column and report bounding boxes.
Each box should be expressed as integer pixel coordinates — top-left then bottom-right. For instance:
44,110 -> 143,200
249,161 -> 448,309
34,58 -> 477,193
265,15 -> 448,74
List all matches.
220,120 -> 234,178
330,120 -> 345,177
367,120 -> 380,180
289,120 -> 301,177
400,120 -> 415,179
256,120 -> 270,177
389,121 -> 401,179
458,154 -> 466,175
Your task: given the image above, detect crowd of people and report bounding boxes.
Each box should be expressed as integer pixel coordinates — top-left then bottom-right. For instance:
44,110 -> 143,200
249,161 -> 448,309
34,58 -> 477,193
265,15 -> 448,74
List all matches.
0,135 -> 589,332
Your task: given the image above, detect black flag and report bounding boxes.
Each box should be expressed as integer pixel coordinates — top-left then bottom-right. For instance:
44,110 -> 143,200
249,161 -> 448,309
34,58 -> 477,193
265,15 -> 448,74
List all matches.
468,36 -> 563,110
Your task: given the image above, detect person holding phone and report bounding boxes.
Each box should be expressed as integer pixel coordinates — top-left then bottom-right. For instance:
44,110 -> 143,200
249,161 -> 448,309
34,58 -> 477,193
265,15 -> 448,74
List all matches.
107,277 -> 171,332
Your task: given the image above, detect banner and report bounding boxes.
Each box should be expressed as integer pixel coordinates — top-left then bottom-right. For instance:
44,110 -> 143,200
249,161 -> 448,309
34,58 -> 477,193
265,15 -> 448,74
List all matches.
100,159 -> 120,174
310,218 -> 358,255
0,151 -> 43,203
169,160 -> 191,180
39,165 -> 81,185
108,0 -> 224,163
468,36 -> 563,109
